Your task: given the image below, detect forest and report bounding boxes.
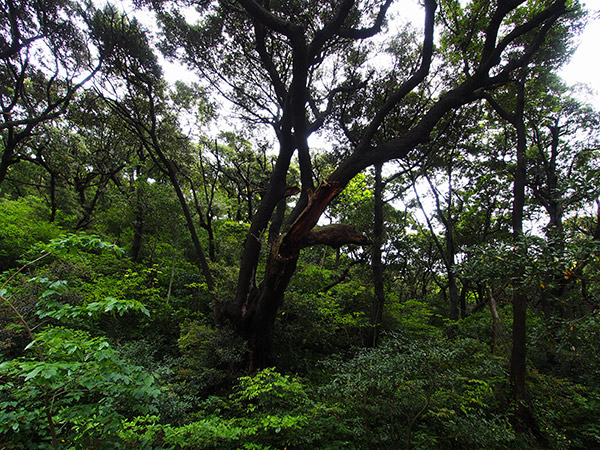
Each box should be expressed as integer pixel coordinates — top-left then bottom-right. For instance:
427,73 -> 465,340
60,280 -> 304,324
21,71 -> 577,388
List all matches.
1,0 -> 599,448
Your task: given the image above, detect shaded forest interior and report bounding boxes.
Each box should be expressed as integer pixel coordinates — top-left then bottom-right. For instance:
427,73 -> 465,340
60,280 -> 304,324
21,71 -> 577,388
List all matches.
1,0 -> 600,448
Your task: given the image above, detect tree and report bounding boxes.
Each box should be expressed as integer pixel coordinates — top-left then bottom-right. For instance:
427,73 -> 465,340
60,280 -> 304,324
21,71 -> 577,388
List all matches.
151,0 -> 573,368
527,80 -> 600,314
0,2 -> 129,184
92,14 -> 218,307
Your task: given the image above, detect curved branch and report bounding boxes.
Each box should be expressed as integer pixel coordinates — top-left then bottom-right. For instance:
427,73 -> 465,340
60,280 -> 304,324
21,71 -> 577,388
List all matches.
319,259 -> 364,293
356,0 -> 437,150
237,0 -> 303,43
300,224 -> 369,249
254,21 -> 288,103
336,0 -> 394,40
480,0 -> 566,74
309,0 -> 356,59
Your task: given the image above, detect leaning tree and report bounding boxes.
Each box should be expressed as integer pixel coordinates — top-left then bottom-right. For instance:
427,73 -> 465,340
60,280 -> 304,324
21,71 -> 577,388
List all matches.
146,0 -> 578,369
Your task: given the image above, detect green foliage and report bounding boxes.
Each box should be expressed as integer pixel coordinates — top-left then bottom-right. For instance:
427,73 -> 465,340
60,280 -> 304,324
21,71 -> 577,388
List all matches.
385,297 -> 444,340
0,326 -> 160,448
176,320 -> 246,396
319,335 -> 515,449
0,197 -> 62,271
530,371 -> 600,448
120,367 -> 349,449
0,234 -> 161,448
0,1 -> 599,448
275,261 -> 369,370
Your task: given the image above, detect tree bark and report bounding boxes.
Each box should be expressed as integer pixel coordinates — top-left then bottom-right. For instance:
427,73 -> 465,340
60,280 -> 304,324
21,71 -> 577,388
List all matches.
130,197 -> 144,262
367,163 -> 385,347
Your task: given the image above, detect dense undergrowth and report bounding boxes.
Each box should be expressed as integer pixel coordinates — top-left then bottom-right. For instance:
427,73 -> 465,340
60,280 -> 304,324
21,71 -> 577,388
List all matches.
1,198 -> 599,449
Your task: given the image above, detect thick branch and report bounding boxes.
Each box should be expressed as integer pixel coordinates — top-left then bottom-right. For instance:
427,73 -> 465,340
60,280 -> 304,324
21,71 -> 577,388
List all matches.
337,0 -> 394,40
480,0 -> 566,74
479,1 -> 523,64
300,224 -> 369,249
278,180 -> 344,259
309,0 -> 356,60
237,0 -> 303,44
254,21 -> 288,103
357,0 -> 437,149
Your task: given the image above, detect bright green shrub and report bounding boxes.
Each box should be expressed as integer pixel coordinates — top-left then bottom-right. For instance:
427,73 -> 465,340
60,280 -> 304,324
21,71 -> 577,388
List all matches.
120,367 -> 352,449
0,235 -> 161,449
0,197 -> 62,271
0,327 -> 160,449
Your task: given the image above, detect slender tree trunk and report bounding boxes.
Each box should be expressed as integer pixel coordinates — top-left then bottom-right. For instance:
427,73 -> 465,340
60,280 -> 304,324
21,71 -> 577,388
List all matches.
459,280 -> 469,319
130,211 -> 144,262
594,200 -> 600,241
166,251 -> 176,306
447,234 -> 460,321
510,84 -> 542,438
487,76 -> 543,437
511,92 -> 528,402
163,158 -> 215,295
48,172 -> 57,222
489,288 -> 499,354
367,163 -> 385,347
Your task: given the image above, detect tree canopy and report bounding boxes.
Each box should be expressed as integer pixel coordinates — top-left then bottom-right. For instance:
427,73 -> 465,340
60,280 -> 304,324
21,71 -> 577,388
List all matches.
1,0 -> 600,448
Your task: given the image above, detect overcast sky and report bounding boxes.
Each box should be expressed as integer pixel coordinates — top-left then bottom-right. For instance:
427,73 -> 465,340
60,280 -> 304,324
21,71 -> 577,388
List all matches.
560,4 -> 600,107
150,0 -> 600,108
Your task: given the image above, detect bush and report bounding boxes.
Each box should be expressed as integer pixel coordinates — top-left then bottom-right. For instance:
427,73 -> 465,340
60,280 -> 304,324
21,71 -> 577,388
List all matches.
0,196 -> 62,271
120,367 -> 351,449
0,235 -> 161,449
319,334 -> 516,449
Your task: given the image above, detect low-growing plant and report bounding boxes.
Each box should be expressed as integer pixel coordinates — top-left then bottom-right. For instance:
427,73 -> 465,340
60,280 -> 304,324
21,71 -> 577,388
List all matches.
0,235 -> 161,449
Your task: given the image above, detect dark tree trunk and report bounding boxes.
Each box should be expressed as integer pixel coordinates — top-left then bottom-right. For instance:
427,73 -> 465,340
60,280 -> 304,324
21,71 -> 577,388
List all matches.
537,123 -> 569,316
247,250 -> 300,371
0,145 -> 14,185
446,232 -> 460,321
487,76 -> 543,438
510,82 -> 533,425
510,82 -> 543,439
130,207 -> 144,262
367,163 -> 385,347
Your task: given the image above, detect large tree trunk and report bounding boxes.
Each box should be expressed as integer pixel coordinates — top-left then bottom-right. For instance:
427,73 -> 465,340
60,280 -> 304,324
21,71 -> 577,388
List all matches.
232,181 -> 368,369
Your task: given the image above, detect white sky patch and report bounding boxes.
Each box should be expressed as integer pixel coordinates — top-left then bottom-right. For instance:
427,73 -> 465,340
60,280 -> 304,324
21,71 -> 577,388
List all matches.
560,3 -> 600,107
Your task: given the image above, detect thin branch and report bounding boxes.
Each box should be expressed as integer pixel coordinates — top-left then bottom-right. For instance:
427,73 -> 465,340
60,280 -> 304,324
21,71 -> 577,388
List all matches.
319,259 -> 364,293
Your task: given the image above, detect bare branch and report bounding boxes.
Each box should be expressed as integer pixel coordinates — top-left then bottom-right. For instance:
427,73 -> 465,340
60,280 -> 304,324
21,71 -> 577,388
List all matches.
300,224 -> 369,249
319,259 -> 364,293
